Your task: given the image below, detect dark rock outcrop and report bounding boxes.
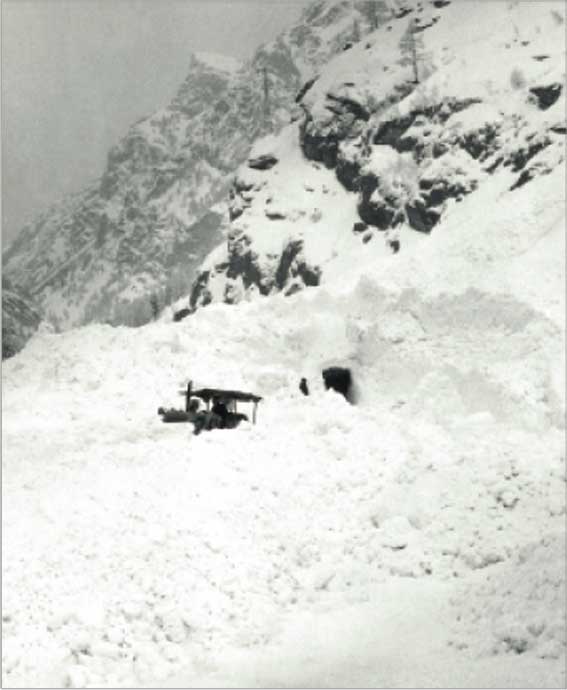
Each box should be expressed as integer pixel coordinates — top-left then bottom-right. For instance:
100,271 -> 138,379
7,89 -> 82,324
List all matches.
352,221 -> 368,234
295,76 -> 319,104
507,136 -> 551,172
173,308 -> 191,322
190,235 -> 321,309
458,123 -> 500,161
529,83 -> 562,110
275,239 -> 321,293
225,234 -> 267,293
2,283 -> 43,359
405,200 -> 441,233
248,154 -> 279,170
300,89 -> 372,168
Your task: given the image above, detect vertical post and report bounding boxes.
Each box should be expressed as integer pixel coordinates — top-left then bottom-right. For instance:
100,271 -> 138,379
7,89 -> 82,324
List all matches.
185,381 -> 192,412
252,402 -> 258,425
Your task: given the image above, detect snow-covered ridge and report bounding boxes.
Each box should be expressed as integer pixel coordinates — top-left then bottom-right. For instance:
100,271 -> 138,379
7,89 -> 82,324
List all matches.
191,51 -> 243,74
190,0 -> 566,310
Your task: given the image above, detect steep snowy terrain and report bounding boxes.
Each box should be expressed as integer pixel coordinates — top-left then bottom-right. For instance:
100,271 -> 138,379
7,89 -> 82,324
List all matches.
2,0 -> 396,349
2,128 -> 565,689
2,1 -> 565,688
190,0 -> 565,308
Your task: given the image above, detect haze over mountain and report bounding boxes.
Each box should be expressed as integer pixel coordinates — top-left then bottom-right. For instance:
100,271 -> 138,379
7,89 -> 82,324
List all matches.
1,0 -> 311,244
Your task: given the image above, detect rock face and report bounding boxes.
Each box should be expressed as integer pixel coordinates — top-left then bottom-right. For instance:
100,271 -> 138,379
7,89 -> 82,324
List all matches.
3,53 -> 246,332
2,281 -> 43,359
3,2 -> 382,339
190,0 -> 565,309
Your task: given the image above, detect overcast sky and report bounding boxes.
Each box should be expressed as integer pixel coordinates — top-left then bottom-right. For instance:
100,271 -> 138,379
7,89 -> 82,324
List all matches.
1,0 -> 311,245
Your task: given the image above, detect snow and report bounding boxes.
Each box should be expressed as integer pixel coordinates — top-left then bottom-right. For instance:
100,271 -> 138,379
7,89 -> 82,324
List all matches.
228,123 -> 365,267
3,154 -> 565,687
3,1 -> 566,688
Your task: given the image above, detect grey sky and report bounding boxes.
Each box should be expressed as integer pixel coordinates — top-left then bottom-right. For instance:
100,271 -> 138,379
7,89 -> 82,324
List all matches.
1,0 -> 311,246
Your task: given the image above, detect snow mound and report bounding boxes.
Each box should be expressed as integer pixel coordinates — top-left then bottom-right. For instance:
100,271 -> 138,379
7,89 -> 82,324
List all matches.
450,533 -> 566,660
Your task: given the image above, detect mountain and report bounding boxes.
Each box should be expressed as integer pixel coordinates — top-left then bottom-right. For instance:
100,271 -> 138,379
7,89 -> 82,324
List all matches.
189,0 -> 565,309
1,278 -> 43,360
2,0 -> 400,352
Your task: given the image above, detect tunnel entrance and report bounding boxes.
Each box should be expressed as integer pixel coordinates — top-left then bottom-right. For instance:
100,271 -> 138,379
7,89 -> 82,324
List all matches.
322,367 -> 353,403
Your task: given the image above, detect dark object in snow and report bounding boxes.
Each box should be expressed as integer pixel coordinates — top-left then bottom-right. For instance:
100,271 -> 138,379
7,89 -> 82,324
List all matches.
343,41 -> 353,51
295,77 -> 319,104
192,409 -> 249,435
211,398 -> 229,426
173,308 -> 191,322
389,239 -> 400,254
248,154 -> 278,170
529,83 -> 562,110
190,386 -> 262,405
158,407 -> 192,423
159,381 -> 262,432
190,388 -> 261,427
299,378 -> 309,396
265,210 -> 287,220
322,367 -> 352,402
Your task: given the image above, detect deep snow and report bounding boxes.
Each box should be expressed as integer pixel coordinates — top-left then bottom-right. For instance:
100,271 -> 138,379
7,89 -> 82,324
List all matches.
2,0 -> 566,686
2,155 -> 565,687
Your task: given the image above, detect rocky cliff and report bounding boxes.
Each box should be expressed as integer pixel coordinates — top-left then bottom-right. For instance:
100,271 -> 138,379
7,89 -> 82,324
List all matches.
2,0 -> 394,349
189,0 -> 565,309
1,279 -> 43,360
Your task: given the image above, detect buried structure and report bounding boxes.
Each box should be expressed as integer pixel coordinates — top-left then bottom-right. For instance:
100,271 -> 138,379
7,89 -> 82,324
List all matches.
158,381 -> 262,433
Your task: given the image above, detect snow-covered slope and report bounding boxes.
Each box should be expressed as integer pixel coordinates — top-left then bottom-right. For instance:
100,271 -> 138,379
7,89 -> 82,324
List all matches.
2,144 -> 565,688
190,0 -> 565,308
2,1 -> 565,688
2,0 -> 400,342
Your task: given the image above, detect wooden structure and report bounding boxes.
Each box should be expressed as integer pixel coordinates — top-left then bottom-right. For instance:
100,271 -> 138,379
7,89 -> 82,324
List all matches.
178,381 -> 262,424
